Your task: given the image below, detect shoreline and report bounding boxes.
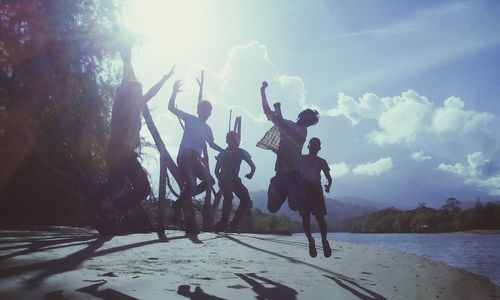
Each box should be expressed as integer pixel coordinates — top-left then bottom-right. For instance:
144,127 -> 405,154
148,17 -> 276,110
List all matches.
294,229 -> 500,234
0,226 -> 499,299
295,231 -> 500,286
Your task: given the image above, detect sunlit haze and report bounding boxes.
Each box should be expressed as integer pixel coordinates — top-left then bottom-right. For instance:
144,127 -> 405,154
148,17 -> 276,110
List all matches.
125,0 -> 500,208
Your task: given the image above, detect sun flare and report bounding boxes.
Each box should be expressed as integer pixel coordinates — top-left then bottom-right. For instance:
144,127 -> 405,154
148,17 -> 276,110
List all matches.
127,0 -> 208,57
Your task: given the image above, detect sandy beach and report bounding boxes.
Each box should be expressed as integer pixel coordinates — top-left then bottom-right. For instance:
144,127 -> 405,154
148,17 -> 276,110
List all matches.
0,226 -> 498,300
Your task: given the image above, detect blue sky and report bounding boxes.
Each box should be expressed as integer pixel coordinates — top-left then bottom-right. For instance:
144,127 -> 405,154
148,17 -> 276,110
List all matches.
127,0 -> 500,207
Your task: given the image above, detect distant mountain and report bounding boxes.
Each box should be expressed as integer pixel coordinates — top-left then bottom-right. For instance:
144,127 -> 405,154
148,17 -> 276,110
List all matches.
333,196 -> 388,209
249,190 -> 379,231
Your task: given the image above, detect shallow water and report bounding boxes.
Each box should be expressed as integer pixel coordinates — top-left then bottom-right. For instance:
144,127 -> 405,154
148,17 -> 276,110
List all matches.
295,232 -> 500,284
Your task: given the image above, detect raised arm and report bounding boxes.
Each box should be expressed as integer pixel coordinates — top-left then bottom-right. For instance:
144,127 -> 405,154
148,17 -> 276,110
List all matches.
142,66 -> 175,103
260,81 -> 273,116
208,140 -> 225,153
168,80 -> 188,118
243,156 -> 256,179
261,81 -> 286,127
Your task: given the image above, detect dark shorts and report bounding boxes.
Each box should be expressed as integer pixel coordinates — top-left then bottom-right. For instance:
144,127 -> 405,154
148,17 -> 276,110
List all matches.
267,171 -> 305,213
219,178 -> 250,204
300,182 -> 326,216
177,149 -> 214,197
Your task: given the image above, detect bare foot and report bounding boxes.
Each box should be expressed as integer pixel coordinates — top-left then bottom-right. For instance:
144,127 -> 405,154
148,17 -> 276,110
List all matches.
308,238 -> 317,258
322,239 -> 332,257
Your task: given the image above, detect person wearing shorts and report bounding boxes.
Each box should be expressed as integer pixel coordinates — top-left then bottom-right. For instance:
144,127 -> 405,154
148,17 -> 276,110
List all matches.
300,137 -> 333,257
214,131 -> 255,232
257,81 -> 319,214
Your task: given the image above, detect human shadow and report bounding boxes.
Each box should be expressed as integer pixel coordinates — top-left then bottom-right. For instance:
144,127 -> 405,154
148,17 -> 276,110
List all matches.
221,234 -> 386,300
75,281 -> 139,300
0,234 -> 98,261
0,232 -> 187,289
236,273 -> 298,300
220,234 -> 343,277
177,284 -> 226,300
24,235 -> 112,288
324,275 -> 387,300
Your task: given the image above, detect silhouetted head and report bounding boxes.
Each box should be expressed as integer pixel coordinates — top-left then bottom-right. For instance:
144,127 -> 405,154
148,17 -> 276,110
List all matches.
296,109 -> 319,127
197,100 -> 212,121
226,131 -> 240,149
308,137 -> 321,155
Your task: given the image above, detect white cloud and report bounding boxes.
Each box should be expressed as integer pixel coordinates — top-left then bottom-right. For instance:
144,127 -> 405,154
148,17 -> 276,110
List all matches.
277,74 -> 306,107
438,152 -> 500,195
470,176 -> 500,196
367,90 -> 432,145
411,151 -> 431,161
326,89 -> 495,149
431,96 -> 493,135
188,41 -> 308,123
352,157 -> 393,176
437,152 -> 488,177
329,162 -> 350,178
327,92 -> 386,125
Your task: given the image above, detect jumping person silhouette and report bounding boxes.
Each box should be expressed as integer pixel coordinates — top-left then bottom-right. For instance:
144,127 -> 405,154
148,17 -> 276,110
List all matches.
300,137 -> 333,257
214,131 -> 256,232
167,81 -> 225,235
82,42 -> 174,234
257,81 -> 319,214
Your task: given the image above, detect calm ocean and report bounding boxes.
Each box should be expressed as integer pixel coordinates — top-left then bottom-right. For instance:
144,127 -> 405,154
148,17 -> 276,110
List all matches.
295,232 -> 500,284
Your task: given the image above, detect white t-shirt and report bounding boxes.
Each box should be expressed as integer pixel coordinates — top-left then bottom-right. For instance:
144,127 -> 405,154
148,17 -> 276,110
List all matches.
178,112 -> 214,156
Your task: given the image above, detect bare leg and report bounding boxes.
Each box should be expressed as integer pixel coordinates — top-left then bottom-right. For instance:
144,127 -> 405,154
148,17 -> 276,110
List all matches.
229,181 -> 251,231
316,215 -> 331,257
301,213 -> 317,257
113,157 -> 151,212
194,157 -> 215,229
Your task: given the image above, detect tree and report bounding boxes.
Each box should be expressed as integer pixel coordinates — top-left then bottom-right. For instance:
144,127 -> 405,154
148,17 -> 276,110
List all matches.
417,202 -> 427,209
0,0 -> 123,220
442,197 -> 461,212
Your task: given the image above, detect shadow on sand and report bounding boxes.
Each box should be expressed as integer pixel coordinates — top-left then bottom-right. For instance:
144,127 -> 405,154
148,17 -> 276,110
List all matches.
177,284 -> 226,300
236,272 -> 298,300
221,234 -> 387,300
0,228 -> 186,289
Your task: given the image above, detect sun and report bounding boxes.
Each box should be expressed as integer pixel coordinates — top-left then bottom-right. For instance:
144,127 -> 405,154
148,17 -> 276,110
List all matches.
126,0 -> 209,57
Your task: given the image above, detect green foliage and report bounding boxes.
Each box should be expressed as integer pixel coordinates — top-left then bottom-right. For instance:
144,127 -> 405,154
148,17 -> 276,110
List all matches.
347,200 -> 500,233
0,0 -> 125,219
239,208 -> 299,235
137,198 -> 298,235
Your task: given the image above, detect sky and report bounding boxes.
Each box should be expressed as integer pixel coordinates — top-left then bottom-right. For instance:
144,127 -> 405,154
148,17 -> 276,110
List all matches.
125,0 -> 500,208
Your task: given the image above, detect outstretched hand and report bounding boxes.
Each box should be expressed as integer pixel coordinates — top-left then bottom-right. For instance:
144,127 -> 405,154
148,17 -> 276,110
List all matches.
163,66 -> 175,80
261,81 -> 268,90
324,184 -> 331,193
173,80 -> 183,93
245,173 -> 254,179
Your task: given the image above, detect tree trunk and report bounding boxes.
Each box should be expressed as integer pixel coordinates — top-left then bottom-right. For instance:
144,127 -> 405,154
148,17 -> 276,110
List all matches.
142,105 -> 181,240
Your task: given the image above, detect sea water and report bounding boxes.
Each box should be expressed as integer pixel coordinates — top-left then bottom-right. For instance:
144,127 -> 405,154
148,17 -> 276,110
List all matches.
295,232 -> 500,284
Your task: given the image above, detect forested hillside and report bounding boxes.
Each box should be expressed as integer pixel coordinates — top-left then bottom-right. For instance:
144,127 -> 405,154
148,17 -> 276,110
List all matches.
348,198 -> 500,233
